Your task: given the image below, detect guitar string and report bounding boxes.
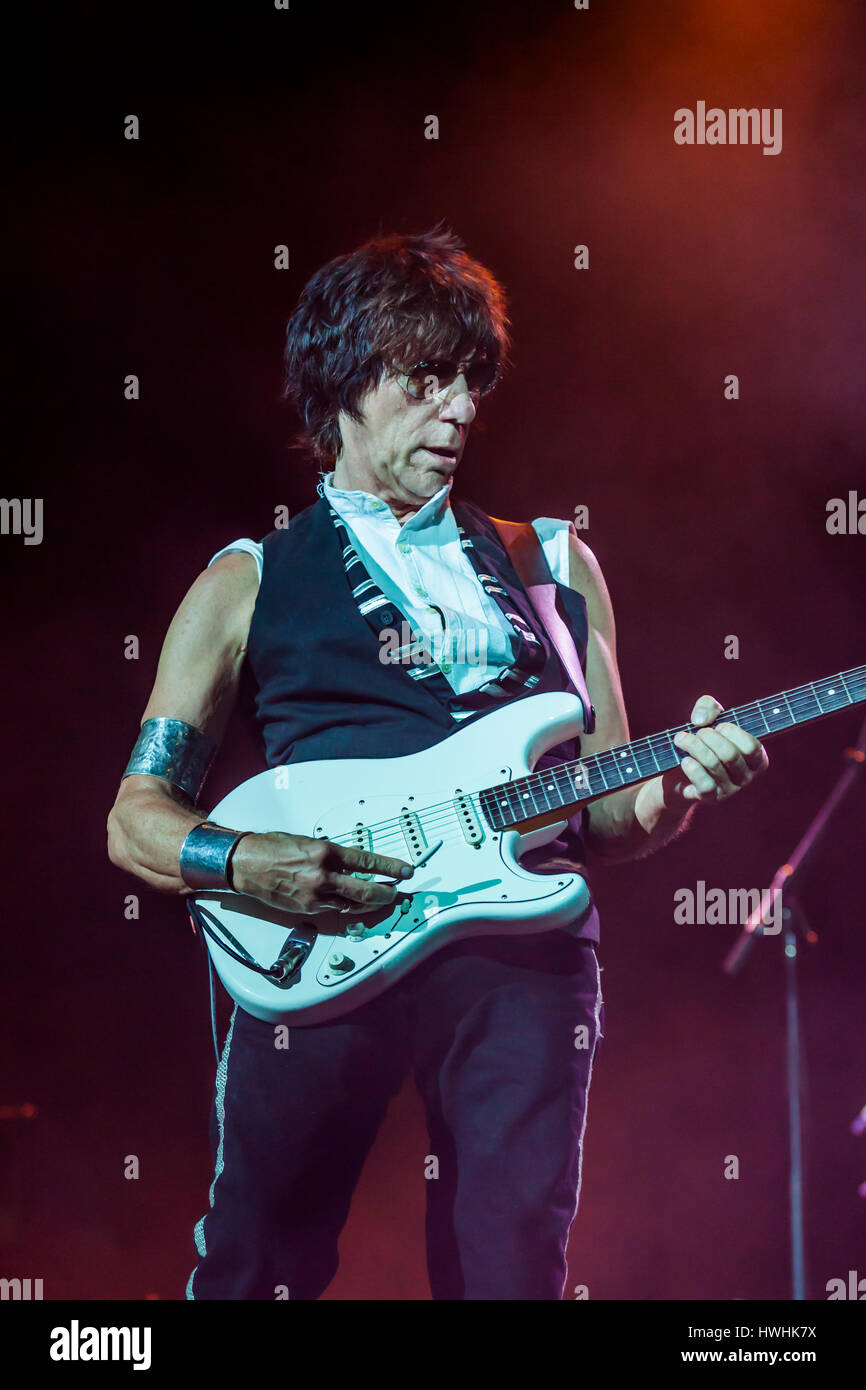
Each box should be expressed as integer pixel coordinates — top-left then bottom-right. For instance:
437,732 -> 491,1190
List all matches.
322,676 -> 866,853
319,673 -> 866,850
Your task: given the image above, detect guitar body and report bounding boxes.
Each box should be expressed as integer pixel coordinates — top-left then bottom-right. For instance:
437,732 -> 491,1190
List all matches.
190,658 -> 866,1024
193,691 -> 592,1025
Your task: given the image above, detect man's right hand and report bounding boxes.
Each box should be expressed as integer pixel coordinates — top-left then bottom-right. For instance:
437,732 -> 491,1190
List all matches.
230,831 -> 415,916
106,554 -> 417,910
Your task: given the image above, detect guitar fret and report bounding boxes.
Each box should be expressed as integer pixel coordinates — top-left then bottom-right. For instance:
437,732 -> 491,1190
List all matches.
583,760 -> 608,796
582,757 -> 604,791
560,766 -> 581,804
660,730 -> 681,768
735,704 -> 768,737
812,677 -> 849,714
615,746 -> 637,779
648,732 -> 677,773
532,773 -> 554,810
597,749 -> 625,788
542,768 -> 570,810
632,740 -> 660,778
490,784 -> 517,825
757,696 -> 793,733
788,685 -> 821,722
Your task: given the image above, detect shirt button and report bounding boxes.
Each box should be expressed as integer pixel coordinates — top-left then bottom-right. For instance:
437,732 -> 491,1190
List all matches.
441,662 -> 452,673
398,542 -> 410,553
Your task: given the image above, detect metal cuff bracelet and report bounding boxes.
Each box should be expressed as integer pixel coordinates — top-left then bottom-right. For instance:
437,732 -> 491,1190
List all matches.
123,717 -> 216,803
179,822 -> 249,892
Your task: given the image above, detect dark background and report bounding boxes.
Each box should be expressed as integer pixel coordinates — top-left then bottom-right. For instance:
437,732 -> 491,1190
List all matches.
3,0 -> 864,1300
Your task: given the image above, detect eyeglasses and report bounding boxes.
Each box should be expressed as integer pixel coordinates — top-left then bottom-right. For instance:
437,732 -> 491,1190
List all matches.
396,357 -> 502,401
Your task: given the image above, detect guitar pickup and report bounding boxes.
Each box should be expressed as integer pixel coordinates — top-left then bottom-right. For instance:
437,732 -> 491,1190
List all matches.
347,822 -> 375,880
454,792 -> 484,847
399,808 -> 428,862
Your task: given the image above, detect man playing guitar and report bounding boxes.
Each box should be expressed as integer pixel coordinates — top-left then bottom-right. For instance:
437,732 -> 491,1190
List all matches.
107,226 -> 768,1300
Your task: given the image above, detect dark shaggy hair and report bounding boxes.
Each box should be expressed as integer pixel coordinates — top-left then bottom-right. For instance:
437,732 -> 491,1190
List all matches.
282,224 -> 512,467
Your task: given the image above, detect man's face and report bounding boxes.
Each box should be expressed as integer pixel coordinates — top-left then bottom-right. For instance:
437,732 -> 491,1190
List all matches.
333,359 -> 482,514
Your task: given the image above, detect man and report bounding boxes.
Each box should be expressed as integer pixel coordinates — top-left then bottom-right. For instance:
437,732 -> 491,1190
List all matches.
107,226 -> 768,1300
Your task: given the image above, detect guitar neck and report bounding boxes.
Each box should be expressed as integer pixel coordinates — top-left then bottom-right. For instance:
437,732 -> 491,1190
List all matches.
480,664 -> 866,832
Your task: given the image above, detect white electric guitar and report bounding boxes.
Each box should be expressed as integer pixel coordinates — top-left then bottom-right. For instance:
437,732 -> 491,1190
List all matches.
189,664 -> 865,1025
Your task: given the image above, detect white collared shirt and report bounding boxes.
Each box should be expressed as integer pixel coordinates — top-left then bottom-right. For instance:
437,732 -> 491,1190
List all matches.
209,471 -> 575,715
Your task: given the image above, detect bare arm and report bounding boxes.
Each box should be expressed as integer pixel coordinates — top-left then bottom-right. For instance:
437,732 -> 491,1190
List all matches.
107,552 -> 262,892
567,534 -> 697,862
107,552 -> 415,912
567,533 -> 768,863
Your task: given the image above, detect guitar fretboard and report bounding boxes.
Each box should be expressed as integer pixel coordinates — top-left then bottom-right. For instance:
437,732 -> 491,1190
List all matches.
478,665 -> 866,832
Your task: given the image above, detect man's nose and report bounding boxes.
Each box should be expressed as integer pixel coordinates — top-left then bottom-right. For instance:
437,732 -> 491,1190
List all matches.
440,374 -> 477,423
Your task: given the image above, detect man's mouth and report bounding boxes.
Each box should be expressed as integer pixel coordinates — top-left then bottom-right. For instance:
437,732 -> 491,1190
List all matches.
422,446 -> 459,465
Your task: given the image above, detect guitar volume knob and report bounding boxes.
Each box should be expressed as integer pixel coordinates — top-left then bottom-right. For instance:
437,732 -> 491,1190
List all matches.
327,951 -> 355,972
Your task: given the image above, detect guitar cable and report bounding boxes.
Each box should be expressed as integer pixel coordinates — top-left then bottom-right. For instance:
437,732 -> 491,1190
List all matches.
200,926 -> 221,1066
188,899 -> 294,1064
187,900 -> 296,977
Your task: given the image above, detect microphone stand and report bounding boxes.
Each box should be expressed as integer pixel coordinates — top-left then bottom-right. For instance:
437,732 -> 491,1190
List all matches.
722,716 -> 866,1301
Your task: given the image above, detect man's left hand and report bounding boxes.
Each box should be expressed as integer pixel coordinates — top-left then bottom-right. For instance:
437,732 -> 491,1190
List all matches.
667,695 -> 769,805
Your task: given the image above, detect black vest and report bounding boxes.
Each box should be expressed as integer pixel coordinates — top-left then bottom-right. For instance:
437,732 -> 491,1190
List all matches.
241,492 -> 597,935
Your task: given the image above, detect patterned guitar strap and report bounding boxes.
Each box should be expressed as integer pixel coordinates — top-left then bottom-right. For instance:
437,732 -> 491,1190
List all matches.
318,487 -> 549,718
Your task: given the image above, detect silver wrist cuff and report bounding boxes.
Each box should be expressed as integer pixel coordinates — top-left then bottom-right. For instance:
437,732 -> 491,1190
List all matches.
123,717 -> 216,803
179,822 -> 248,891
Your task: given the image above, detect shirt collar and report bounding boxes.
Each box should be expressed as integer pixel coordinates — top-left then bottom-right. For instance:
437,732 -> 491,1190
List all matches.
320,470 -> 452,529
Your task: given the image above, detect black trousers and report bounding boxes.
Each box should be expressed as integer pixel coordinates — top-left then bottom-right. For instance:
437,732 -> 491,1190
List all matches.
186,922 -> 604,1301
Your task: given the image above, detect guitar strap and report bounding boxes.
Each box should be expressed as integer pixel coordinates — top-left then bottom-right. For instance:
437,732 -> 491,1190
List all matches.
490,518 -> 596,737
